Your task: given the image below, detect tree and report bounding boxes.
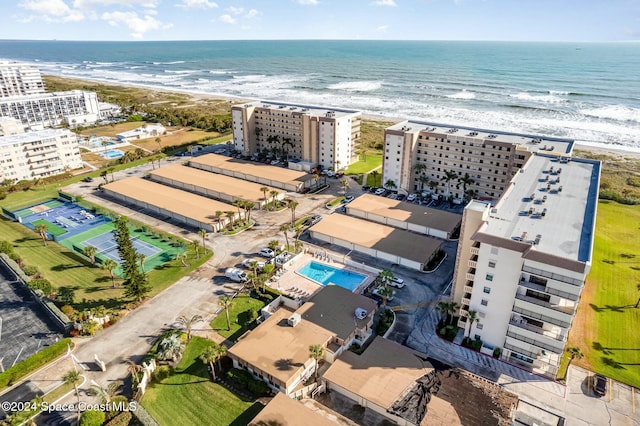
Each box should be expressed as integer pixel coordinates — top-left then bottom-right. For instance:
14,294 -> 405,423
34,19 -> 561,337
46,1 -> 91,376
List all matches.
293,224 -> 304,252
177,252 -> 189,268
309,344 -> 324,380
101,139 -> 109,153
177,314 -> 203,342
465,309 -> 479,339
200,344 -> 225,381
57,286 -> 75,305
136,252 -> 147,273
436,301 -> 450,326
446,302 -> 459,326
160,333 -> 185,362
341,178 -> 350,196
287,199 -> 299,226
458,173 -> 475,195
34,223 -> 48,246
377,285 -> 394,308
100,258 -> 118,288
100,169 -> 109,184
370,170 -> 380,187
384,179 -> 397,191
192,239 -> 201,260
269,190 -> 279,210
89,380 -> 123,404
215,210 -> 224,231
280,223 -> 291,251
218,296 -> 233,331
443,170 -> 458,198
114,216 -> 150,302
83,245 -> 98,264
63,369 -> 82,421
242,200 -> 253,224
428,180 -> 438,193
198,229 -> 207,253
379,269 -> 395,286
566,347 -> 584,369
225,211 -> 235,230
80,409 -> 105,426
260,186 -> 269,209
232,199 -> 245,221
155,137 -> 162,153
268,239 -> 280,251
126,360 -> 143,388
419,175 -> 430,193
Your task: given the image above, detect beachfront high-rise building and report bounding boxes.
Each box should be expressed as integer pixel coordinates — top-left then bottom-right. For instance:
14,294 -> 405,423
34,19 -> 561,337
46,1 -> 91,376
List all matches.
0,90 -> 101,130
0,129 -> 83,182
382,121 -> 574,201
231,101 -> 361,170
0,61 -> 46,98
451,153 -> 600,378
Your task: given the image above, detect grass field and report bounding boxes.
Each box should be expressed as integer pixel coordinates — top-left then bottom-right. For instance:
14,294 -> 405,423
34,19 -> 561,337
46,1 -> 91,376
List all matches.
78,122 -> 143,137
31,219 -> 67,237
142,336 -> 263,426
566,201 -> 640,388
210,296 -> 266,341
344,153 -> 382,175
132,129 -> 224,151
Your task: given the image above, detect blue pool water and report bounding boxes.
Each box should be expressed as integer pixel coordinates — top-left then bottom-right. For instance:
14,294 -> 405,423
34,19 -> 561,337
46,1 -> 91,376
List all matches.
297,261 -> 367,291
101,149 -> 124,159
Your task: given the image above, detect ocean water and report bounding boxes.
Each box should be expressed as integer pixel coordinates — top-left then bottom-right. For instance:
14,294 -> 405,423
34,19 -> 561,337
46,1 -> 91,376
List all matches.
0,40 -> 639,150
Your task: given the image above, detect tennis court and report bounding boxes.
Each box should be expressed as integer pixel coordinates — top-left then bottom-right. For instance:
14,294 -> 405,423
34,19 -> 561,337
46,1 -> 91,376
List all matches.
30,219 -> 67,237
83,232 -> 161,263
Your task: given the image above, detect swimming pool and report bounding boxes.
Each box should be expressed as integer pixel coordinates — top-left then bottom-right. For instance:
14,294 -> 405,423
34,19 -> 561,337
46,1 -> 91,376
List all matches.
100,149 -> 124,159
297,261 -> 367,291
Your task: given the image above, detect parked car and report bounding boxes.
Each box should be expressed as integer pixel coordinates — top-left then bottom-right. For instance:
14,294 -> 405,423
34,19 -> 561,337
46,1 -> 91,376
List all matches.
343,195 -> 355,203
593,374 -> 607,397
225,268 -> 248,283
372,286 -> 395,302
362,185 -> 371,191
396,194 -> 406,201
407,194 -> 417,202
389,276 -> 405,288
83,176 -> 94,182
242,258 -> 266,269
310,215 -> 322,225
258,248 -> 275,258
374,188 -> 386,196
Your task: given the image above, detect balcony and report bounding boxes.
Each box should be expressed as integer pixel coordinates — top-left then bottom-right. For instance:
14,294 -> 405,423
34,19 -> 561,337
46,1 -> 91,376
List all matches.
470,246 -> 479,256
464,285 -> 474,294
508,317 -> 566,341
519,278 -> 580,302
465,268 -> 476,281
514,293 -> 575,315
468,255 -> 478,269
462,293 -> 471,306
506,330 -> 563,354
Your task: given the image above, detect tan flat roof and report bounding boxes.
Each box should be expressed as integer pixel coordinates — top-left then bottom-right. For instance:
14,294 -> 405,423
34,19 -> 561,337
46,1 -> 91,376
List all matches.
347,194 -> 461,233
324,336 -> 433,410
297,285 -> 377,341
249,393 -> 337,426
228,307 -> 333,386
103,177 -> 236,225
149,164 -> 276,202
190,153 -> 312,185
310,214 -> 442,265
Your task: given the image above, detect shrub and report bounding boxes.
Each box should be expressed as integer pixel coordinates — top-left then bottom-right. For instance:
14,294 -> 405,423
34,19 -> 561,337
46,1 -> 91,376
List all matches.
227,368 -> 253,388
248,379 -> 269,396
61,305 -> 75,317
22,265 -> 39,276
0,240 -> 14,255
493,347 -> 502,358
153,365 -> 171,382
0,338 -> 73,389
106,411 -> 132,426
80,409 -> 105,426
106,396 -> 129,420
28,278 -> 52,295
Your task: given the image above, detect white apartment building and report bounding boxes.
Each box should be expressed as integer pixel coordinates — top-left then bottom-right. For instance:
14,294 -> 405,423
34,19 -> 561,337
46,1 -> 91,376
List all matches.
0,90 -> 101,130
0,61 -> 46,98
231,101 -> 361,170
382,120 -> 574,201
0,129 -> 83,182
451,153 -> 600,377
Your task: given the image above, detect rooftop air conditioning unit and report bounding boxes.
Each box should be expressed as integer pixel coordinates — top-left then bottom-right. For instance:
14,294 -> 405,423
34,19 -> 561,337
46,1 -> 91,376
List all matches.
355,308 -> 368,320
287,313 -> 301,327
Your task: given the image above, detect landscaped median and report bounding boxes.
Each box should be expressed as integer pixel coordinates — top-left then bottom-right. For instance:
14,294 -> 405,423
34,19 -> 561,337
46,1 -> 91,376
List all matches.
325,196 -> 345,209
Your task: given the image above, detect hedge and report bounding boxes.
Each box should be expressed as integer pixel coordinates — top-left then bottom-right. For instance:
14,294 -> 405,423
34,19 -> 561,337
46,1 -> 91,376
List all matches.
0,253 -> 30,283
227,368 -> 269,396
0,338 -> 73,389
106,411 -> 133,426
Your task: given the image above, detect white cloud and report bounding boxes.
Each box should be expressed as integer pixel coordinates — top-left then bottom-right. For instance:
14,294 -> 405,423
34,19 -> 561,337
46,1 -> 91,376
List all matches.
73,0 -> 158,8
371,0 -> 397,6
227,6 -> 243,15
219,13 -> 236,24
377,24 -> 389,32
101,10 -> 166,38
19,0 -> 84,22
175,0 -> 218,9
245,8 -> 259,18
297,0 -> 318,5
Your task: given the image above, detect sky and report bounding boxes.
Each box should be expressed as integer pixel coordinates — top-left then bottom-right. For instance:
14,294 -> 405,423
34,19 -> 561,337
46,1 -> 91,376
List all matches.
0,0 -> 639,42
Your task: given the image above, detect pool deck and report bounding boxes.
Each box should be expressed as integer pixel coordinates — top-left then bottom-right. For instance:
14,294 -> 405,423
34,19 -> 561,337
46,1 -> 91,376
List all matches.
268,253 -> 376,299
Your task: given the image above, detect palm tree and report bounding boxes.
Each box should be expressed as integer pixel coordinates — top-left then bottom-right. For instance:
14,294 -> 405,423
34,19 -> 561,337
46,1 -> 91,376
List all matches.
446,302 -> 459,326
312,173 -> 320,189
384,179 -> 397,191
259,186 -> 269,209
309,344 -> 325,380
280,224 -> 291,251
341,178 -> 350,196
413,163 -> 427,190
377,285 -> 394,308
254,127 -> 263,144
63,370 -> 82,421
83,245 -> 98,264
136,253 -> 147,272
200,345 -> 219,381
293,225 -> 304,252
155,137 -> 162,153
198,229 -> 207,253
458,173 -> 475,194
34,223 -> 48,246
465,309 -> 479,339
248,260 -> 260,280
379,269 -> 395,286
89,380 -> 123,404
101,139 -> 109,153
436,301 -> 450,326
232,199 -> 245,221
419,175 -> 430,193
428,180 -> 438,194
126,360 -> 143,388
443,170 -> 458,198
566,347 -> 584,369
192,239 -> 201,260
241,200 -> 253,224
218,296 -> 233,331
160,333 -> 185,362
177,314 -> 203,342
101,259 -> 119,288
269,190 -> 279,210
215,210 -> 224,231
225,211 -> 235,230
177,252 -> 189,268
287,199 -> 299,226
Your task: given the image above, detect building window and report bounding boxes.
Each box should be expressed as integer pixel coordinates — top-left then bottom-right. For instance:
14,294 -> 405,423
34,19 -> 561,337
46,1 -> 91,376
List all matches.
476,324 -> 484,330
474,334 -> 481,339
488,261 -> 496,268
481,299 -> 488,306
486,274 -> 493,281
483,286 -> 491,294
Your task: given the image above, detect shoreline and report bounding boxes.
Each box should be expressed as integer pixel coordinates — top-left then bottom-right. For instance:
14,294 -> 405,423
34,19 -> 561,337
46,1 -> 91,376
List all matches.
44,73 -> 640,160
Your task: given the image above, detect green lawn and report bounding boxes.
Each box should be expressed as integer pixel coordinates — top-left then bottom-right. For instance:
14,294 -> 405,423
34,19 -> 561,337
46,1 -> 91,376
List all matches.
365,172 -> 383,188
142,336 -> 263,426
326,196 -> 345,208
344,153 -> 382,175
566,201 -> 640,387
210,296 -> 266,341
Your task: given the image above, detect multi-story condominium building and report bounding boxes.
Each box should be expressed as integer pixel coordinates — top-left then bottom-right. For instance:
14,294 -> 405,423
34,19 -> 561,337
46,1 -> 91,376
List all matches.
0,90 -> 101,130
0,129 -> 83,182
382,120 -> 574,201
231,101 -> 361,170
451,153 -> 600,378
0,61 -> 46,98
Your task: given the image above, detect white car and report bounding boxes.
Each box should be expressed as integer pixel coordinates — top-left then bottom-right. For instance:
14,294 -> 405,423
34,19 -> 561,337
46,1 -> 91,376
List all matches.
258,248 -> 275,258
389,276 -> 405,288
374,188 -> 386,196
242,259 -> 266,269
225,268 -> 248,283
407,194 -> 417,202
